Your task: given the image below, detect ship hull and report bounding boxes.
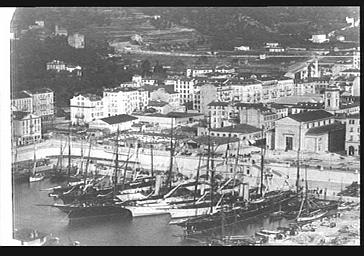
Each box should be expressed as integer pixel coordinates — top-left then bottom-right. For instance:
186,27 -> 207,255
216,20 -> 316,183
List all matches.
68,205 -> 132,220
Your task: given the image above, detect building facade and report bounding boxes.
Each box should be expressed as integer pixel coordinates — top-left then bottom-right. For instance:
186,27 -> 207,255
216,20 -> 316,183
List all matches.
11,91 -> 33,113
70,94 -> 104,125
103,87 -> 148,117
12,112 -> 42,146
23,88 -> 54,121
275,110 -> 345,153
344,113 -> 360,156
67,33 -> 85,49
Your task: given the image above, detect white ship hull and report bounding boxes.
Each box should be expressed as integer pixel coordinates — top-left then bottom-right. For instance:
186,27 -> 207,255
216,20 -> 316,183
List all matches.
168,206 -> 217,219
297,211 -> 327,222
29,175 -> 44,183
124,206 -> 170,217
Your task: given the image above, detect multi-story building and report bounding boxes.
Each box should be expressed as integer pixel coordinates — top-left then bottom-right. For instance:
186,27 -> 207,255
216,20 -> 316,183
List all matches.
215,65 -> 235,74
173,78 -> 198,105
46,60 -> 66,72
236,103 -> 281,131
275,110 -> 345,153
11,91 -> 33,113
150,85 -> 181,110
186,66 -> 214,78
54,25 -> 68,36
70,93 -> 104,125
67,33 -> 85,49
12,111 -> 42,146
193,83 -> 218,115
229,78 -> 263,103
23,88 -> 54,121
277,77 -> 294,97
46,60 -> 82,76
103,87 -> 148,117
344,113 -> 360,156
207,101 -> 237,129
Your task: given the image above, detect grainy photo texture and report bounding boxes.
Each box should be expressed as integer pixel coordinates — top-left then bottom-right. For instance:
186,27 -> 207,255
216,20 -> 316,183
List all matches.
7,7 -> 360,246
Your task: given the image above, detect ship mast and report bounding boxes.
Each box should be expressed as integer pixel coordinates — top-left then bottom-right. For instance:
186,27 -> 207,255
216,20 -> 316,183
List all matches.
193,154 -> 203,202
206,113 -> 211,180
84,135 -> 92,185
150,142 -> 154,177
167,117 -> 174,189
67,123 -> 71,183
209,142 -> 215,213
113,127 -> 120,196
296,124 -> 302,195
260,125 -> 265,197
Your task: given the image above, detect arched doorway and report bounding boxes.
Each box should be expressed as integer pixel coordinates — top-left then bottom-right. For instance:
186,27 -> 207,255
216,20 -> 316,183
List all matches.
348,146 -> 355,156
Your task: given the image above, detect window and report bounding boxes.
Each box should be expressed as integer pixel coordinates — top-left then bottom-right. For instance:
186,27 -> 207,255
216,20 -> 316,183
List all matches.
350,127 -> 354,132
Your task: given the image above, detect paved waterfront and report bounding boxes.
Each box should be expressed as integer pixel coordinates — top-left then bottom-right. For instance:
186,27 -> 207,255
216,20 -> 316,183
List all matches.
15,139 -> 360,195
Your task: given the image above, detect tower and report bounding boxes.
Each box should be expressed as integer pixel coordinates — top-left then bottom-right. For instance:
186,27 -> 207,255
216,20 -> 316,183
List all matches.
324,86 -> 340,111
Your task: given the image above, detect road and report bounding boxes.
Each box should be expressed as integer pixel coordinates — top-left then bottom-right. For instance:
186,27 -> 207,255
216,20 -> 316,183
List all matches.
14,139 -> 360,194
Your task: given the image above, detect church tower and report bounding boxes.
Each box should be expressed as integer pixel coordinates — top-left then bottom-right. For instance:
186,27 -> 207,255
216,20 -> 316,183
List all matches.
324,86 -> 340,111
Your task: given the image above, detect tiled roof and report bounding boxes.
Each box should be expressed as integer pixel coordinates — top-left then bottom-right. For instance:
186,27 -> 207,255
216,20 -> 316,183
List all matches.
289,110 -> 333,122
100,114 -> 138,125
12,91 -> 31,99
211,124 -> 262,134
166,112 -> 203,118
24,88 -> 53,94
208,101 -> 230,107
306,122 -> 345,135
148,100 -> 169,107
12,111 -> 30,120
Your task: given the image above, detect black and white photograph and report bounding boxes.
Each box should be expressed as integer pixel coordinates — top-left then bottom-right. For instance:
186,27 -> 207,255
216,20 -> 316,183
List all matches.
0,6 -> 360,246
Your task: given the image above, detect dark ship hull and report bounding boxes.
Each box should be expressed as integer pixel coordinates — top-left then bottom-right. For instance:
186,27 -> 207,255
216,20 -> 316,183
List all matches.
53,204 -> 132,220
178,191 -> 297,235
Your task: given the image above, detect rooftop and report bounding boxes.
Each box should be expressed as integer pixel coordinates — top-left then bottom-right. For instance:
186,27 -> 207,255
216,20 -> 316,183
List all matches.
211,124 -> 262,134
306,122 -> 345,135
24,88 -> 53,94
11,91 -> 31,99
100,114 -> 138,125
166,112 -> 203,118
272,94 -> 323,105
208,101 -> 230,107
148,100 -> 169,107
76,93 -> 102,101
289,110 -> 333,123
12,111 -> 30,120
191,136 -> 240,146
104,87 -> 138,93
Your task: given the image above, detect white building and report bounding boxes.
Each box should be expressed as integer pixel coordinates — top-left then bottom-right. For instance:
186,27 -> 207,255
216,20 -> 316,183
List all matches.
186,66 -> 214,77
23,88 -> 54,121
70,94 -> 104,125
12,112 -> 42,146
46,60 -> 66,72
173,78 -> 198,105
234,45 -> 250,51
103,87 -> 149,116
89,114 -> 138,134
310,34 -> 328,44
67,33 -> 85,49
229,78 -> 263,103
11,91 -> 33,113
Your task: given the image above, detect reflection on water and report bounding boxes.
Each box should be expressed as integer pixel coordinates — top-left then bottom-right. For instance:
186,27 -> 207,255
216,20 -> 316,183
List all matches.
13,179 -> 293,246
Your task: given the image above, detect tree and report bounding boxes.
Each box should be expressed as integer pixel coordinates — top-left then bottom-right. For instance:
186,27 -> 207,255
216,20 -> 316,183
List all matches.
141,59 -> 151,77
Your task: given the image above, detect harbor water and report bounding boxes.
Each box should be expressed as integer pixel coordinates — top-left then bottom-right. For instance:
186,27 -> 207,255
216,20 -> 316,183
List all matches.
13,179 -> 294,246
